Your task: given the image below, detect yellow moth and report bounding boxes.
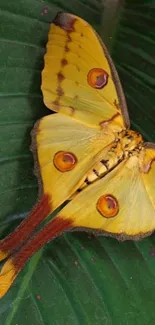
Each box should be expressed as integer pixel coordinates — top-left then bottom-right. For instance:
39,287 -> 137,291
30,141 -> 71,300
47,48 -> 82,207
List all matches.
0,12 -> 154,298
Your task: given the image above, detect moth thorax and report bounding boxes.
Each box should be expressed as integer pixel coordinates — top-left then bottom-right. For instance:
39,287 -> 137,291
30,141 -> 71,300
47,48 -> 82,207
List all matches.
121,130 -> 143,153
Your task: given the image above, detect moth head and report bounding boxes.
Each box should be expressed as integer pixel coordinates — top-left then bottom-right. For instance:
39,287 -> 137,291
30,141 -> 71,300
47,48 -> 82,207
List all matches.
121,130 -> 143,152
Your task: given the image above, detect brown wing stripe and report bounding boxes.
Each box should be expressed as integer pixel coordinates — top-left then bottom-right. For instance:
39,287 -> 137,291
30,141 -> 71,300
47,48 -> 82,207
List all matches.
0,194 -> 52,262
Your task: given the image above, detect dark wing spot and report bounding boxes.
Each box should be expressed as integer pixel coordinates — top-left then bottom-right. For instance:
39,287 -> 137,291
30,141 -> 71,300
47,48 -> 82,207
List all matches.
57,71 -> 65,82
65,44 -> 70,52
57,85 -> 64,97
61,58 -> 68,67
67,34 -> 72,42
53,99 -> 59,107
53,12 -> 76,32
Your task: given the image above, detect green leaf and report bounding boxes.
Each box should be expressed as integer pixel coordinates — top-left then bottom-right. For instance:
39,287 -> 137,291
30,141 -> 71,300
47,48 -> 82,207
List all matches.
0,1 -> 155,324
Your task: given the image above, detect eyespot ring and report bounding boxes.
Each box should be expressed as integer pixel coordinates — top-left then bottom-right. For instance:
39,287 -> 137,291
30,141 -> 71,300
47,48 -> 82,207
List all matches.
87,68 -> 108,89
96,194 -> 119,218
53,151 -> 77,172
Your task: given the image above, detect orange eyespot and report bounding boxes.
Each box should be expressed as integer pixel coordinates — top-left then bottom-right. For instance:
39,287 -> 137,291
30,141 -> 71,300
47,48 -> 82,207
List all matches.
87,68 -> 108,89
53,151 -> 77,172
97,194 -> 119,218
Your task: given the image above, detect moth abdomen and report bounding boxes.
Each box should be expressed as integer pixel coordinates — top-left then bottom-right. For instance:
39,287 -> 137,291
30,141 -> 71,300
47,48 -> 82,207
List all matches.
79,129 -> 143,191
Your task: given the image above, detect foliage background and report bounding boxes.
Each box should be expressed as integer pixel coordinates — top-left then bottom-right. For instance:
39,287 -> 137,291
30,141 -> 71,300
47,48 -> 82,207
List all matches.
0,0 -> 155,324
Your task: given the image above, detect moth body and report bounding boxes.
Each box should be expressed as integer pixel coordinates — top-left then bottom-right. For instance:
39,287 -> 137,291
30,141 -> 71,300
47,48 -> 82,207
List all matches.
80,129 -> 143,190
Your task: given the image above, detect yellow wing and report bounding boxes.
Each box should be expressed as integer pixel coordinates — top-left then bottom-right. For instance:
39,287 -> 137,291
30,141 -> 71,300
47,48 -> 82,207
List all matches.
0,13 -> 131,268
1,143 -> 155,298
41,12 -> 130,131
140,142 -> 155,209
32,113 -> 115,210
56,148 -> 155,240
